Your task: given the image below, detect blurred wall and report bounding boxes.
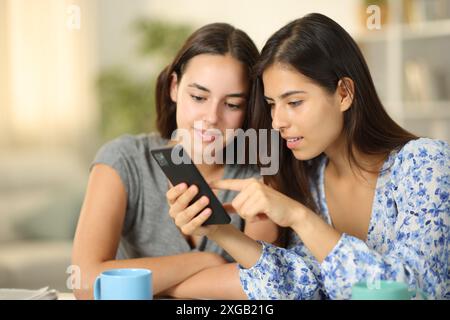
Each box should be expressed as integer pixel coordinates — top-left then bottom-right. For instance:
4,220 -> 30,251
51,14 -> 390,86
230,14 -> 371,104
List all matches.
146,0 -> 360,49
1,0 -> 98,148
96,0 -> 151,72
0,0 -> 11,145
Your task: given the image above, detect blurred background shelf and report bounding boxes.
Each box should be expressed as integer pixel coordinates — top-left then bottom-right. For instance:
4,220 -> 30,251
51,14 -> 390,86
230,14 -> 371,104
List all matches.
403,101 -> 450,119
357,0 -> 450,142
402,18 -> 450,39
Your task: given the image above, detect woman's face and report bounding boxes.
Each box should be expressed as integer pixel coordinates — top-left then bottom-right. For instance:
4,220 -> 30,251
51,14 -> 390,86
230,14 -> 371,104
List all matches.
262,63 -> 349,160
170,53 -> 248,160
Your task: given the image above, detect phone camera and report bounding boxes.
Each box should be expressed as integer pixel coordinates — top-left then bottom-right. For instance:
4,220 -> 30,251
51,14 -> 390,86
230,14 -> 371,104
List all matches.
155,152 -> 168,166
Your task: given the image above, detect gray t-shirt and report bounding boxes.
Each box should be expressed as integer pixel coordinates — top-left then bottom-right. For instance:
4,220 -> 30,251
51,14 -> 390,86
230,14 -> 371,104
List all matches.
90,133 -> 260,262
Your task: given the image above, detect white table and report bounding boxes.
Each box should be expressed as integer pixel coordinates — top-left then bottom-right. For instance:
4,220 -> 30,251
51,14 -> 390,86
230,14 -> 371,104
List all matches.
58,292 -> 76,300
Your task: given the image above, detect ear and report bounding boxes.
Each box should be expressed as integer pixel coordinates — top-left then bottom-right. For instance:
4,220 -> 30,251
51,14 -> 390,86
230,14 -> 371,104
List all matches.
169,72 -> 178,103
337,77 -> 354,112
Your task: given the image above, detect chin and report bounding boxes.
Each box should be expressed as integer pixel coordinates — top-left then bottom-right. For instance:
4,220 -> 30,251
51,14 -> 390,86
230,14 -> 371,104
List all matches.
291,148 -> 321,161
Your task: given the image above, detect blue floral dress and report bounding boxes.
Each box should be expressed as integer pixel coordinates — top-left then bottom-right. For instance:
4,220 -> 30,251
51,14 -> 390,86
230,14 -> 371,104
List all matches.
239,138 -> 449,299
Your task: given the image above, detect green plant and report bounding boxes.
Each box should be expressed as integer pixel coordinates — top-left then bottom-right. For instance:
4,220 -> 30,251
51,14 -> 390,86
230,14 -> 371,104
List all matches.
97,19 -> 193,141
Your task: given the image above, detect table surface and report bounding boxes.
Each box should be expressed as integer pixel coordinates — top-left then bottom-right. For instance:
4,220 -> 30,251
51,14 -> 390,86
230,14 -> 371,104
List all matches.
56,293 -> 183,300
58,292 -> 76,300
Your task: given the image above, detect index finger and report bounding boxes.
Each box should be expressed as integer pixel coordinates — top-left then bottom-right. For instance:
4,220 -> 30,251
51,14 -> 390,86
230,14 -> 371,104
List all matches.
166,183 -> 188,204
210,178 -> 253,191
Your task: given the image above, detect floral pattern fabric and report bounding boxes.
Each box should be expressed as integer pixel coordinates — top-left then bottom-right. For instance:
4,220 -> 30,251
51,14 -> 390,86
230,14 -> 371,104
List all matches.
239,138 -> 449,299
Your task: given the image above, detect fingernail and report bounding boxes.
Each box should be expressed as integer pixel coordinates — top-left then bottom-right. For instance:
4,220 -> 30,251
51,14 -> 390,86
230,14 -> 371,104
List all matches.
178,183 -> 186,190
202,208 -> 211,215
201,196 -> 209,204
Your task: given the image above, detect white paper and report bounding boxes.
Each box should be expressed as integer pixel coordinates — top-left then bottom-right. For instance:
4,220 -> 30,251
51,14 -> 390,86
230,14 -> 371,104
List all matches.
0,287 -> 58,300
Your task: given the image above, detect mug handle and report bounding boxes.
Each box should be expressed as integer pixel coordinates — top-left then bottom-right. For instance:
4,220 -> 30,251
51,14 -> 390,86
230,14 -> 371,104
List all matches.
93,276 -> 101,300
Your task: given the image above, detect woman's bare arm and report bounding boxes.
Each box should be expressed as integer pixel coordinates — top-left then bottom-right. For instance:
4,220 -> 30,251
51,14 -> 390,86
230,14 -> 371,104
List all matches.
162,215 -> 280,299
72,164 -> 225,299
243,216 -> 280,244
164,263 -> 247,300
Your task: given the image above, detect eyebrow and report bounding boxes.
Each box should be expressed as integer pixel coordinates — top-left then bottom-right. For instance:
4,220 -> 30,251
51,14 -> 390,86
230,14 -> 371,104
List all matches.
188,83 -> 246,98
264,90 -> 307,101
188,83 -> 210,92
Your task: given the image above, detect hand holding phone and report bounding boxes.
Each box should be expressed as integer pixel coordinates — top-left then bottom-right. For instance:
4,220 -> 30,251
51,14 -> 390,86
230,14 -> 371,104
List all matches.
151,145 -> 231,225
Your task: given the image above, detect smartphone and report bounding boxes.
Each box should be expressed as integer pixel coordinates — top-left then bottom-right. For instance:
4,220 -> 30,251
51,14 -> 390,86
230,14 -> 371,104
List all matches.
151,145 -> 231,225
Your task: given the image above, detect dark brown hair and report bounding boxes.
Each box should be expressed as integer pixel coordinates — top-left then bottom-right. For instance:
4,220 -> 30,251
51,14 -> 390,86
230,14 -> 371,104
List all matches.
250,13 -> 417,212
156,23 -> 259,139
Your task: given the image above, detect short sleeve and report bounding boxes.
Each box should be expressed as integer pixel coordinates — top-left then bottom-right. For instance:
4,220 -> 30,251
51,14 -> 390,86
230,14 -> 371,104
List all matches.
90,134 -> 142,212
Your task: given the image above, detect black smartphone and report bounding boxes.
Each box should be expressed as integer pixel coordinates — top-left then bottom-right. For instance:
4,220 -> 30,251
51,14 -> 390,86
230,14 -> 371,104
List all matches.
151,145 -> 231,225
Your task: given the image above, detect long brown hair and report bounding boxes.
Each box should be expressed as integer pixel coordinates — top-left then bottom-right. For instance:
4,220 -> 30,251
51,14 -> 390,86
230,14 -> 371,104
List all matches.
156,23 -> 259,139
250,13 -> 417,212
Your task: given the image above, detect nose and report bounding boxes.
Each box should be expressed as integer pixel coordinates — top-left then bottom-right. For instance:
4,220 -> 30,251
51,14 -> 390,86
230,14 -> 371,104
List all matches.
203,100 -> 220,125
271,105 -> 289,131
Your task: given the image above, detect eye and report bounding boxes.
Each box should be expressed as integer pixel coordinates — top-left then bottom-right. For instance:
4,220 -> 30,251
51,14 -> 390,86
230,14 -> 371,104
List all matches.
190,95 -> 206,102
225,103 -> 242,110
288,100 -> 303,107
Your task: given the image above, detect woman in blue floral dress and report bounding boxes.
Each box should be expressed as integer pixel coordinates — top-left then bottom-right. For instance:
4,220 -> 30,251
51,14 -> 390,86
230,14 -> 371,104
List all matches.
166,13 -> 449,299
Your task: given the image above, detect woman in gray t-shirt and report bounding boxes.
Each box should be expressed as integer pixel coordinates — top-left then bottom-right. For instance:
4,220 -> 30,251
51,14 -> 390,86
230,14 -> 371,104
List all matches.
72,23 -> 279,300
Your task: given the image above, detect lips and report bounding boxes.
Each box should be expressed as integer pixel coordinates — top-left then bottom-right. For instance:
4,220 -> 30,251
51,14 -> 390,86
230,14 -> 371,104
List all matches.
193,128 -> 220,142
282,136 -> 304,149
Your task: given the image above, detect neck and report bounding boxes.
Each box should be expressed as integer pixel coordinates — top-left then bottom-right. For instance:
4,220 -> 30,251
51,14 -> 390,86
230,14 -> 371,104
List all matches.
324,133 -> 353,178
324,133 -> 384,181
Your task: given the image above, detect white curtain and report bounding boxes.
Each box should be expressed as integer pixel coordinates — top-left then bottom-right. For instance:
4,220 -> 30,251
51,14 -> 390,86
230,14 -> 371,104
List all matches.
2,0 -> 98,145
